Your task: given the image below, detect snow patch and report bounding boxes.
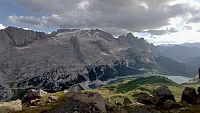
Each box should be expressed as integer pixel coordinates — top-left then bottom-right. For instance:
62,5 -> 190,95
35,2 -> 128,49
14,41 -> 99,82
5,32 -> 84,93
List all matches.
15,46 -> 31,50
0,24 -> 5,30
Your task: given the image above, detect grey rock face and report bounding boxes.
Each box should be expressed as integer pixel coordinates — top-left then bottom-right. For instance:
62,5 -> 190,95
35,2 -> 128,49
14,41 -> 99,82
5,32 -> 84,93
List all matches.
0,85 -> 13,101
0,27 -> 158,101
0,27 -> 47,47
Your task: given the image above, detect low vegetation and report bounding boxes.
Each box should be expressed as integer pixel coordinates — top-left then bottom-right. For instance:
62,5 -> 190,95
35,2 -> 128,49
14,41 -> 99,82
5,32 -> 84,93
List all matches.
2,75 -> 200,113
86,75 -> 198,104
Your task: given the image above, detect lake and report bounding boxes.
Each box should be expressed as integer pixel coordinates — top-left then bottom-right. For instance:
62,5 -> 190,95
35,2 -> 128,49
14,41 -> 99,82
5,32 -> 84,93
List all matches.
163,75 -> 193,84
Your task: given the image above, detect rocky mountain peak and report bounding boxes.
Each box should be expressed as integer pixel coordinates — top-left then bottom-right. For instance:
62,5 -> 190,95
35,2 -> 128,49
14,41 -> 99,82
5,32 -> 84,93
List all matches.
0,26 -> 47,47
126,32 -> 138,39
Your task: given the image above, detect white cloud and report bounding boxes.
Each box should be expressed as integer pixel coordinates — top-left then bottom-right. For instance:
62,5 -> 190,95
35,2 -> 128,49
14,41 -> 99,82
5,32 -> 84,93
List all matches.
0,24 -> 5,30
148,30 -> 200,45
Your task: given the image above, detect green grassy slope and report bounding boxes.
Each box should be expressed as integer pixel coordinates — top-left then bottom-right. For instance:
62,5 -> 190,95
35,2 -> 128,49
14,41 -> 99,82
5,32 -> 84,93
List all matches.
86,75 -> 196,104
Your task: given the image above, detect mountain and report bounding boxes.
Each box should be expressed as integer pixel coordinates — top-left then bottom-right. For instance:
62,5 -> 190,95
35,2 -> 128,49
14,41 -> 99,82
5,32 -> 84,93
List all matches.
155,56 -> 193,76
156,45 -> 200,62
0,27 -> 155,100
186,57 -> 200,73
156,45 -> 200,74
181,42 -> 200,48
0,27 -> 193,101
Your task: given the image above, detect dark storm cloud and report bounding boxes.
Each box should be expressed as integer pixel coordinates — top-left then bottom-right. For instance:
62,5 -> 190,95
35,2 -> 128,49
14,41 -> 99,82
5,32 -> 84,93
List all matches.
9,0 -> 200,35
146,28 -> 178,35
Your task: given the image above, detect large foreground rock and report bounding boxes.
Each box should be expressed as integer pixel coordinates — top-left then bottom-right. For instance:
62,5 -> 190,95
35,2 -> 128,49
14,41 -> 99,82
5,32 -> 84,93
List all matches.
67,92 -> 107,113
153,85 -> 175,104
181,87 -> 197,104
163,100 -> 182,110
136,92 -> 155,105
0,99 -> 22,113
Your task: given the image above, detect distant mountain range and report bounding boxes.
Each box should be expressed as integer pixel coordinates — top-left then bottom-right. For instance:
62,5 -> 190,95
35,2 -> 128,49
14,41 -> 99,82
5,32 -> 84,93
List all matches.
156,44 -> 200,75
0,26 -> 196,101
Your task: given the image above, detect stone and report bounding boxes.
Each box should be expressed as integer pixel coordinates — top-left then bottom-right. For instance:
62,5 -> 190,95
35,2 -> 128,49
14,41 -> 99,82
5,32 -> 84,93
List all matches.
63,90 -> 69,93
49,96 -> 58,102
153,85 -> 175,104
27,89 -> 47,100
136,92 -> 155,105
68,92 -> 107,113
0,99 -> 22,113
123,97 -> 133,106
197,87 -> 200,94
181,87 -> 197,104
30,98 -> 41,106
163,100 -> 182,110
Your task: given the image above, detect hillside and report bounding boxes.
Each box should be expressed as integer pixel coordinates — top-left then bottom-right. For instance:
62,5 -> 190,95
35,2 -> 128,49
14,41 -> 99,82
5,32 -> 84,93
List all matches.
156,45 -> 200,75
2,76 -> 200,113
155,56 -> 193,76
156,45 -> 200,62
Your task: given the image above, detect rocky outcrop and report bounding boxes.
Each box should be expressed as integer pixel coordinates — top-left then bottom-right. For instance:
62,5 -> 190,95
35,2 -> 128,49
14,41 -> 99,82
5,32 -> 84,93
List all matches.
153,85 -> 175,104
136,85 -> 176,107
0,99 -> 22,113
181,87 -> 197,104
26,89 -> 47,100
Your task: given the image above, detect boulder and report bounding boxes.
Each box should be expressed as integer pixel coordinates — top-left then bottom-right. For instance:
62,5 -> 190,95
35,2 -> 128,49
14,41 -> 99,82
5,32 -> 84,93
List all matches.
153,85 -> 175,104
27,89 -> 47,100
0,99 -> 22,113
136,92 -> 155,105
163,100 -> 182,110
123,97 -> 133,106
197,87 -> 200,94
68,92 -> 107,113
181,87 -> 197,104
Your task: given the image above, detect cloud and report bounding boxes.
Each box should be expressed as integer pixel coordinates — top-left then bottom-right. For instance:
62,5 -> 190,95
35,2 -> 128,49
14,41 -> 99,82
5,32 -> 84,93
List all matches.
147,30 -> 200,45
9,15 -> 42,26
8,0 -> 200,34
0,24 -> 5,30
6,0 -> 200,46
145,27 -> 178,35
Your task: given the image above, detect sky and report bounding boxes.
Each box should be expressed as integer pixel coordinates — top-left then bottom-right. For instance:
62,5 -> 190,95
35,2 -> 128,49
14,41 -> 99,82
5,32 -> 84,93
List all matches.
0,0 -> 200,45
